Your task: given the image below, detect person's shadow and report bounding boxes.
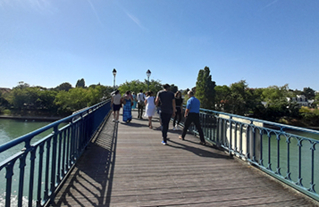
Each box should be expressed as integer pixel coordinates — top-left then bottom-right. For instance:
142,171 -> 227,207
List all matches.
167,139 -> 232,159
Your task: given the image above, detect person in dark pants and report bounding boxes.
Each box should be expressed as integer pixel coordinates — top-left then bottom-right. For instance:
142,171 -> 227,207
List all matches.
173,91 -> 183,130
179,90 -> 206,145
155,84 -> 175,145
137,89 -> 146,119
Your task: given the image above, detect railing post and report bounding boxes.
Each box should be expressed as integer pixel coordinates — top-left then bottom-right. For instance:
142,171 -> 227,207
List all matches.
18,154 -> 27,207
36,144 -> 44,207
50,126 -> 58,195
229,118 -> 232,154
5,161 -> 15,207
285,137 -> 291,180
296,139 -> 303,186
276,133 -> 281,175
309,142 -> 316,193
28,147 -> 36,207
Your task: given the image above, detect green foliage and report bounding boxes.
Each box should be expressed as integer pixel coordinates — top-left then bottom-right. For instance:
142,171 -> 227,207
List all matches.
261,84 -> 289,105
0,82 -> 113,116
195,66 -> 216,110
2,109 -> 11,115
55,82 -> 73,91
0,91 -> 9,107
76,78 -> 85,88
299,106 -> 319,126
228,80 -> 248,114
315,93 -> 319,106
302,87 -> 315,100
118,79 -> 162,95
55,88 -> 89,114
54,86 -> 111,115
215,85 -> 231,111
1,76 -> 317,127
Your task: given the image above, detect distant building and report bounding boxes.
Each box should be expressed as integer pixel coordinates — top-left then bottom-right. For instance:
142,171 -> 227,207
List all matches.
287,95 -> 312,107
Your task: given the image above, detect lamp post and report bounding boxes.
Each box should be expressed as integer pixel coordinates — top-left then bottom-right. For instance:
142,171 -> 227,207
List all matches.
146,69 -> 151,91
112,68 -> 117,89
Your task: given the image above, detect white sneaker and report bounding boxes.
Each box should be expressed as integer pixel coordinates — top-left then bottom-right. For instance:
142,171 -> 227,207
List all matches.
112,119 -> 115,122
175,125 -> 179,129
173,127 -> 176,130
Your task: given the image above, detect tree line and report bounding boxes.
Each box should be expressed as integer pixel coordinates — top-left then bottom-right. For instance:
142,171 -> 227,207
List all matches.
1,68 -> 319,127
0,81 -> 114,116
0,78 -> 170,117
194,67 -> 319,127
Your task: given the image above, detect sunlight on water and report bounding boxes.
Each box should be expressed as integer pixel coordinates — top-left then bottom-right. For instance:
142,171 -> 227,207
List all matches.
0,193 -> 36,207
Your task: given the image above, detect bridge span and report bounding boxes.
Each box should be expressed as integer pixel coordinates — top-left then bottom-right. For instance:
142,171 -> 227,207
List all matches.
50,110 -> 317,206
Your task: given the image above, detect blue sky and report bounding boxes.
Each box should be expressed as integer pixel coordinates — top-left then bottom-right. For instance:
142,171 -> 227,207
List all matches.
1,0 -> 318,91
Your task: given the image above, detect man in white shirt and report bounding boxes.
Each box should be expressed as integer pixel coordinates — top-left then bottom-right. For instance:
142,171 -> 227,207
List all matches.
137,89 -> 146,119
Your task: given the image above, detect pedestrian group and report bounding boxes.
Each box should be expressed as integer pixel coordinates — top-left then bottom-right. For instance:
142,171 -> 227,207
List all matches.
110,84 -> 206,146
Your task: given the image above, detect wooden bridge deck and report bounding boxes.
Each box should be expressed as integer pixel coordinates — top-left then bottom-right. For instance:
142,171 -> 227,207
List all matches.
50,110 -> 317,207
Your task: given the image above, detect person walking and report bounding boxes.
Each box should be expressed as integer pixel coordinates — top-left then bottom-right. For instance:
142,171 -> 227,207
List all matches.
132,92 -> 137,109
122,91 -> 133,123
144,91 -> 156,129
110,90 -> 121,122
155,84 -> 175,145
179,90 -> 206,145
137,90 -> 146,119
173,91 -> 183,130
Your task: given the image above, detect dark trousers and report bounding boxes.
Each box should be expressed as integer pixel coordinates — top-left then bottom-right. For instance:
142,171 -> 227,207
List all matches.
181,113 -> 205,142
160,112 -> 172,143
137,104 -> 144,118
173,107 -> 182,126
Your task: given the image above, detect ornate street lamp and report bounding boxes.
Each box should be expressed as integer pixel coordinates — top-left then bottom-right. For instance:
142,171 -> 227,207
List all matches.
112,68 -> 117,89
146,69 -> 151,91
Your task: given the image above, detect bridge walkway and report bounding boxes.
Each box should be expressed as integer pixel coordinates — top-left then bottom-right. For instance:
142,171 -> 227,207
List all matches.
50,110 -> 317,206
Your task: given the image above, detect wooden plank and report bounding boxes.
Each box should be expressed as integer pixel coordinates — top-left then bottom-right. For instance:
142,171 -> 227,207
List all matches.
50,110 -> 318,206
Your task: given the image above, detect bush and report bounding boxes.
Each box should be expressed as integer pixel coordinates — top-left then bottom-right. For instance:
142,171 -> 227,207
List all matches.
2,109 -> 11,115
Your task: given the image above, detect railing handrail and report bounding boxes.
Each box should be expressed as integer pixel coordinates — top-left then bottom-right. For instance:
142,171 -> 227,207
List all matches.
186,106 -> 319,202
0,100 -> 108,154
0,99 -> 112,207
199,107 -> 319,135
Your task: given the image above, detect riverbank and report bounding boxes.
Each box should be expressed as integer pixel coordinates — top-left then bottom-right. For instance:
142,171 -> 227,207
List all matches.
0,115 -> 63,121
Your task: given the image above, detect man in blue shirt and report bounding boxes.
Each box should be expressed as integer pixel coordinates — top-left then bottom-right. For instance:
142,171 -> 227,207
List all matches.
179,90 -> 206,145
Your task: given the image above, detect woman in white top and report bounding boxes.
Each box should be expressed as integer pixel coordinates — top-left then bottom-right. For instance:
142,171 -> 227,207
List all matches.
144,91 -> 156,129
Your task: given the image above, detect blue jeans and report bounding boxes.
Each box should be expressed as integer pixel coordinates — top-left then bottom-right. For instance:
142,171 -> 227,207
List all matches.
160,112 -> 172,143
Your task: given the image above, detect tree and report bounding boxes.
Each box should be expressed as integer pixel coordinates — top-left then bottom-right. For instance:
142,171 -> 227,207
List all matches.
260,84 -> 290,121
76,78 -> 85,88
54,87 -> 90,115
16,81 -> 30,89
262,84 -> 289,106
302,87 -> 315,100
214,85 -> 231,111
55,82 -> 72,91
228,80 -> 248,115
0,91 -> 9,109
118,79 -> 162,95
195,66 -> 216,110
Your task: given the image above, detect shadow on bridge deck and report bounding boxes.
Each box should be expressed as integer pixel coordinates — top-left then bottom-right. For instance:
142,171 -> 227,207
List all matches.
50,110 -> 317,207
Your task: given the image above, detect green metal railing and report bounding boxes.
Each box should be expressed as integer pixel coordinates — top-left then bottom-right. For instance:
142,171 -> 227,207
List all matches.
0,100 -> 111,207
183,108 -> 319,201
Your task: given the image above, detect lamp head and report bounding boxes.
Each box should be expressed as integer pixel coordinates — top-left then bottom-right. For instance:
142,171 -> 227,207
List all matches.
112,68 -> 117,76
